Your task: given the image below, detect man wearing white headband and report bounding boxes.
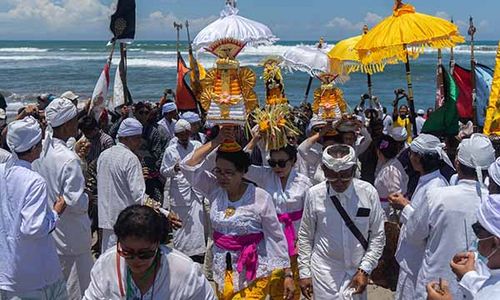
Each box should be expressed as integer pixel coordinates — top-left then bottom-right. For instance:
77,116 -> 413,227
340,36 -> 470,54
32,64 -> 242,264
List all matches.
386,134 -> 451,300
298,144 -> 385,299
427,194 -> 500,299
158,102 -> 178,142
33,97 -> 93,298
408,133 -> 494,299
181,111 -> 207,144
160,118 -> 206,262
97,118 -> 146,252
488,157 -> 500,195
0,117 -> 67,298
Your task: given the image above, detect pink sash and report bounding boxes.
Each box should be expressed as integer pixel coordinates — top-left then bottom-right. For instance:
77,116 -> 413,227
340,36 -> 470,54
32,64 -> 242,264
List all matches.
213,231 -> 264,281
277,210 -> 303,256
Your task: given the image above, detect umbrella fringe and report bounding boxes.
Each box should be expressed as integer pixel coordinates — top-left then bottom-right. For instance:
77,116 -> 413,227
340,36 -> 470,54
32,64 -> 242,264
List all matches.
330,58 -> 385,76
359,36 -> 461,65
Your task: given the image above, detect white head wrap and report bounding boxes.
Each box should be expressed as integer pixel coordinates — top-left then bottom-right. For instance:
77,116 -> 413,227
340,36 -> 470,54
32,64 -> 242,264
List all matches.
457,133 -> 495,184
488,157 -> 500,187
309,115 -> 327,129
322,145 -> 357,172
7,117 -> 42,153
162,102 -> 177,114
417,109 -> 425,115
478,194 -> 500,238
45,98 -> 78,128
410,134 -> 455,170
181,111 -> 201,124
390,127 -> 408,142
117,118 -> 143,138
174,119 -> 191,133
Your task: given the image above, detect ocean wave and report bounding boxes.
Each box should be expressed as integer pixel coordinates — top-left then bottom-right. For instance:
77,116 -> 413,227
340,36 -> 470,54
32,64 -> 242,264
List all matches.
0,47 -> 48,53
112,58 -> 178,68
0,55 -> 106,61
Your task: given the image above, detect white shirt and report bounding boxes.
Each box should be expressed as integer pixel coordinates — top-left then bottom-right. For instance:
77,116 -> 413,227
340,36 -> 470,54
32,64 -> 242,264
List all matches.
83,245 -> 216,300
460,268 -> 500,299
0,160 -> 62,293
160,140 -> 205,256
416,116 -> 426,135
34,137 -> 91,255
245,166 -> 312,239
0,148 -> 11,163
158,118 -> 177,141
374,157 -> 409,216
297,180 -> 386,299
394,170 -> 449,299
181,157 -> 290,293
97,143 -> 145,230
406,180 -> 488,299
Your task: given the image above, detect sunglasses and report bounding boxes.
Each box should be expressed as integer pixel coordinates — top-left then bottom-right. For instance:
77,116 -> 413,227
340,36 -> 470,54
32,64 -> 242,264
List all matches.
268,159 -> 290,168
326,177 -> 353,183
117,244 -> 158,260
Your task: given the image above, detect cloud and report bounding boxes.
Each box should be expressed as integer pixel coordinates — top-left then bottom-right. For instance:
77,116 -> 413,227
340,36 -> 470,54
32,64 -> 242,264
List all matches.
138,11 -> 217,39
325,12 -> 382,32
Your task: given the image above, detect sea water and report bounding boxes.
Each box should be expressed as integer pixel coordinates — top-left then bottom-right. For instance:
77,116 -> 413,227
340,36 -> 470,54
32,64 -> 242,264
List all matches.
0,40 -> 497,115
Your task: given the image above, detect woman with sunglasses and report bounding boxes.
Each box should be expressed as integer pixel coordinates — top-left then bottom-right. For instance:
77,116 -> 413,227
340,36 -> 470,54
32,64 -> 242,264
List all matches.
181,127 -> 294,300
243,137 -> 312,300
374,135 -> 409,217
83,205 -> 215,299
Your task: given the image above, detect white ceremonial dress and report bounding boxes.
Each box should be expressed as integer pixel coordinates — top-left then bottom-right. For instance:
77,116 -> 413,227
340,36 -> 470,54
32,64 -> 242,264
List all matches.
0,148 -> 11,163
406,179 -> 488,299
181,157 -> 290,294
244,166 -> 312,245
0,160 -> 64,296
160,140 -> 206,257
374,157 -> 409,215
97,142 -> 146,251
34,137 -> 93,298
158,118 -> 177,142
83,245 -> 216,300
394,170 -> 449,300
297,180 -> 386,300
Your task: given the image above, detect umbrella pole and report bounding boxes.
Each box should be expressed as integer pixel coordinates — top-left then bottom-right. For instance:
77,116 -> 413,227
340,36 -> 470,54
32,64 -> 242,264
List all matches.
367,73 -> 373,108
303,76 -> 314,104
404,48 -> 418,137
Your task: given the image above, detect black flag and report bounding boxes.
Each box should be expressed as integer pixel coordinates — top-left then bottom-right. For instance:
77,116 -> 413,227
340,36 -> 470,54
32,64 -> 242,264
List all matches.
110,0 -> 136,43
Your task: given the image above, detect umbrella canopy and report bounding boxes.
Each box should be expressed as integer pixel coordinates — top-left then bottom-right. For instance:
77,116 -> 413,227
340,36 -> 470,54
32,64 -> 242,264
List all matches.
328,34 -> 385,75
281,45 -> 331,77
355,1 -> 464,65
192,5 -> 278,51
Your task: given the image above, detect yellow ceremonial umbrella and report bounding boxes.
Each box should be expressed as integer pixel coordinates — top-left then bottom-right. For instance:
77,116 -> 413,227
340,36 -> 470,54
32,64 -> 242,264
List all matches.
355,0 -> 464,135
328,25 -> 386,100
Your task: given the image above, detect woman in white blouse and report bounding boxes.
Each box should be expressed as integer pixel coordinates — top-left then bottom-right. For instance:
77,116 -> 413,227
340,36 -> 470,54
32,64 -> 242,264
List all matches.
245,137 -> 312,300
181,127 -> 295,300
374,135 -> 409,218
83,205 -> 215,300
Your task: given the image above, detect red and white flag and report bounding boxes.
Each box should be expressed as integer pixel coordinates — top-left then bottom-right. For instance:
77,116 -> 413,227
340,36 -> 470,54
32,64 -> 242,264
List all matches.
89,62 -> 111,120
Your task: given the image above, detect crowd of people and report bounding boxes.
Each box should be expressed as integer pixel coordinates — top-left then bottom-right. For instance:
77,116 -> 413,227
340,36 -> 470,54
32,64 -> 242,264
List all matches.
1,90 -> 500,300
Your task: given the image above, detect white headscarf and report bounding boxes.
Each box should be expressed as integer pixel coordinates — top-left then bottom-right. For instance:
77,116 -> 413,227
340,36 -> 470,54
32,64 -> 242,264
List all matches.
457,133 -> 495,184
322,145 -> 357,172
174,119 -> 191,133
410,133 -> 455,170
390,127 -> 408,142
45,98 -> 78,128
488,157 -> 500,187
162,102 -> 177,114
7,116 -> 42,153
478,194 -> 500,238
117,118 -> 143,138
181,111 -> 201,124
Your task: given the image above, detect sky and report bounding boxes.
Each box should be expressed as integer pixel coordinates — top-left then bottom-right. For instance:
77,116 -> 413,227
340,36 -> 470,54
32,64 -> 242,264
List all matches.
0,0 -> 498,41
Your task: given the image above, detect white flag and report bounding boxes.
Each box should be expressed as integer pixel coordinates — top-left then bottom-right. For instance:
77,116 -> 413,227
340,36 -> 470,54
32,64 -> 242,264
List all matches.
110,63 -> 125,111
90,62 -> 111,120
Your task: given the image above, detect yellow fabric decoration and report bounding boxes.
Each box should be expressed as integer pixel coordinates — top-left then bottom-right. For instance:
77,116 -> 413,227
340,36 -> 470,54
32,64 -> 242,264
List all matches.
268,255 -> 301,300
252,105 -> 301,151
217,272 -> 270,300
483,42 -> 500,136
355,1 -> 464,65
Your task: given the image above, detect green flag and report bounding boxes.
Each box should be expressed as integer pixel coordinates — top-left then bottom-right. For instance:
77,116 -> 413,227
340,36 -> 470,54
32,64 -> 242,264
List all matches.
422,65 -> 460,136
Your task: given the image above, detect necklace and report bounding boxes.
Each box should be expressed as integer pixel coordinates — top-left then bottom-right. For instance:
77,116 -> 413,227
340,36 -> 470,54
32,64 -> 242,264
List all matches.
125,252 -> 160,300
